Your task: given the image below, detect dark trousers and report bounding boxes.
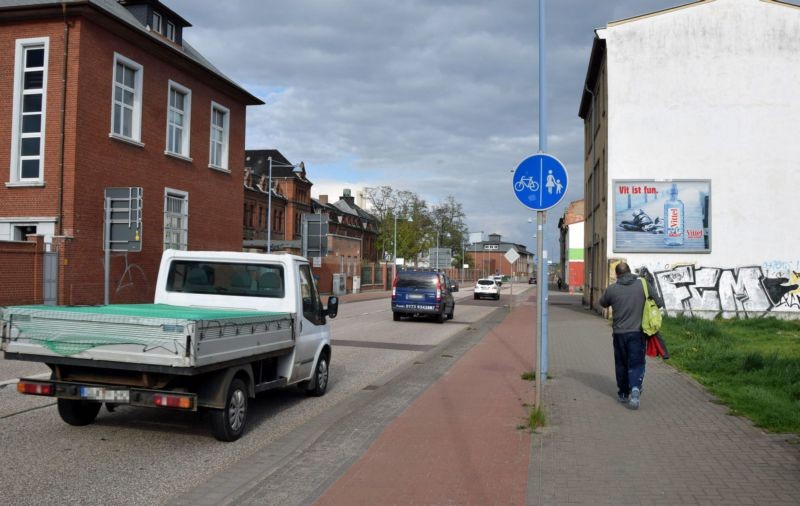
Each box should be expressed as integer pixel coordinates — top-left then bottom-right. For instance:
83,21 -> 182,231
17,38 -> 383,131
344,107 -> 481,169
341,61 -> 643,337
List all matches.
612,331 -> 646,396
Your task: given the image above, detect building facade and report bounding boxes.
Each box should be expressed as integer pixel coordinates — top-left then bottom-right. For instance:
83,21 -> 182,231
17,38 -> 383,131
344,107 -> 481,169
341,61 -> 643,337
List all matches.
558,200 -> 585,292
242,149 -> 311,253
0,0 -> 261,305
579,0 -> 800,318
466,233 -> 534,280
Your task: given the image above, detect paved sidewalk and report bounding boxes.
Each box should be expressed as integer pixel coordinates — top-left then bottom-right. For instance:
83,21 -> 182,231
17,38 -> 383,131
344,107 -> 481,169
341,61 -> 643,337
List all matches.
315,289 -> 800,505
528,291 -> 800,505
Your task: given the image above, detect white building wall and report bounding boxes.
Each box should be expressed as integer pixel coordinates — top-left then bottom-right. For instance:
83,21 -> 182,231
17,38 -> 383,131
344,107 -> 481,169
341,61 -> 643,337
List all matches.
568,221 -> 584,253
601,0 -> 800,316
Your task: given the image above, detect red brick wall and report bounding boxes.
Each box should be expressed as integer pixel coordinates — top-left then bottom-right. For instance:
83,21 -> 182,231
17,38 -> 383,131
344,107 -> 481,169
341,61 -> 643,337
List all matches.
2,14 -> 251,305
0,238 -> 45,306
0,19 -> 68,218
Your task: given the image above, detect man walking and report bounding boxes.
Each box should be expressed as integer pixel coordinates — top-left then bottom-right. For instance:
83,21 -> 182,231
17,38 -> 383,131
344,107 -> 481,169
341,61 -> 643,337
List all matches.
599,262 -> 664,410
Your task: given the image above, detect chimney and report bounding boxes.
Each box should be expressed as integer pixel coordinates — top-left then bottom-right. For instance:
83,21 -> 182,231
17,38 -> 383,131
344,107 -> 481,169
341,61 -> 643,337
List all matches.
319,195 -> 328,204
341,188 -> 355,206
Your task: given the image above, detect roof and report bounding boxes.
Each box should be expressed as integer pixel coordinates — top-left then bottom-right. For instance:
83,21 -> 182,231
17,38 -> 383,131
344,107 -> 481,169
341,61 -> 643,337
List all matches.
245,150 -> 311,182
0,0 -> 263,105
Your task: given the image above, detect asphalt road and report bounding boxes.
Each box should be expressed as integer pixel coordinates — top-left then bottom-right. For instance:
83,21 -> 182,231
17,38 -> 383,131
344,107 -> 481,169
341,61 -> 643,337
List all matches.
0,283 -> 526,505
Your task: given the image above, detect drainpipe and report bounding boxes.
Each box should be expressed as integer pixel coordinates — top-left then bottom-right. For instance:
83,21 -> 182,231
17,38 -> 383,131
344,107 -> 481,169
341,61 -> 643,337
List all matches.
584,82 -> 596,310
57,2 -> 70,236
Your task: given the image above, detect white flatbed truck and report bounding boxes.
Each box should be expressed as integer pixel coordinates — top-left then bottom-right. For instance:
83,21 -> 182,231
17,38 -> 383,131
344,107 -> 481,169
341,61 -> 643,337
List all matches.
1,250 -> 338,441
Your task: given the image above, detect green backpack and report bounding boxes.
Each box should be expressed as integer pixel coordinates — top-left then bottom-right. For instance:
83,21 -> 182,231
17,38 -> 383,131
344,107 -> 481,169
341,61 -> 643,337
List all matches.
640,277 -> 662,336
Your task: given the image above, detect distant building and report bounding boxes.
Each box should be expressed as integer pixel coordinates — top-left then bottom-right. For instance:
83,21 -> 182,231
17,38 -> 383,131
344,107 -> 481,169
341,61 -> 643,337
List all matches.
558,200 -> 585,292
0,0 -> 262,305
579,0 -> 800,318
310,190 -> 379,293
466,233 -> 533,279
243,149 -> 311,253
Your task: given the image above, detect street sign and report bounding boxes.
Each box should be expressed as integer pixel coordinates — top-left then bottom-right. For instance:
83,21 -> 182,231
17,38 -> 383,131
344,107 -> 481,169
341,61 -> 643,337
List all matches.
504,248 -> 520,264
512,153 -> 568,211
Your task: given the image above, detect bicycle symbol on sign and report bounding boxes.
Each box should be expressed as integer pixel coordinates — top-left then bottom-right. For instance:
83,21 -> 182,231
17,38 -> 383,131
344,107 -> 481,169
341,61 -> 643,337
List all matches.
514,176 -> 539,192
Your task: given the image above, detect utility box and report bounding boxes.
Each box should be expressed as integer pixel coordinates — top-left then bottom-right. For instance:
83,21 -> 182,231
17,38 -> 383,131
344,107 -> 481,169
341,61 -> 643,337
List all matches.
352,276 -> 361,294
332,273 -> 346,295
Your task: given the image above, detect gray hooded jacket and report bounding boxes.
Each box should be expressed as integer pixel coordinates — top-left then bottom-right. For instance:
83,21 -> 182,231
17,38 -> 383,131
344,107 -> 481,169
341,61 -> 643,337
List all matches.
599,273 -> 664,333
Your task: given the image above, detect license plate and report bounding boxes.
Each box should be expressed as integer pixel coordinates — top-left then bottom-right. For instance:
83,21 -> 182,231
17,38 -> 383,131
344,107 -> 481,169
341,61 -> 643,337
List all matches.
407,304 -> 434,310
408,294 -> 424,300
80,387 -> 130,403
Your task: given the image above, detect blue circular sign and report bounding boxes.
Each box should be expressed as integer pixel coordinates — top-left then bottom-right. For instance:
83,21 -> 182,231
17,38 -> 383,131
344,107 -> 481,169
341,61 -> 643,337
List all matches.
512,153 -> 569,211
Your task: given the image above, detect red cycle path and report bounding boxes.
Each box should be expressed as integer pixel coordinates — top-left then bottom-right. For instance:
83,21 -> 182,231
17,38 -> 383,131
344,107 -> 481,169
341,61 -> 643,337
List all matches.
317,295 -> 537,505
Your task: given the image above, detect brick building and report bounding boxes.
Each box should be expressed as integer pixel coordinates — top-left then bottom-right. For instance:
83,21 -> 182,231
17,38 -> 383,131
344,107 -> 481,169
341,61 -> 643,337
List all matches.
311,191 -> 379,293
465,233 -> 534,280
0,0 -> 262,305
242,149 -> 311,253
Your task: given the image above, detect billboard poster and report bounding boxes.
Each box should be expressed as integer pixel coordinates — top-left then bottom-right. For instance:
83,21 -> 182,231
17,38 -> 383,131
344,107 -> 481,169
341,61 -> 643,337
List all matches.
612,180 -> 711,253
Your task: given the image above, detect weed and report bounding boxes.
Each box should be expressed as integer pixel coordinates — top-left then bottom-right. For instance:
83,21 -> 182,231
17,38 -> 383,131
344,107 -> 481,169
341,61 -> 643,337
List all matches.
528,405 -> 546,430
521,370 -> 535,381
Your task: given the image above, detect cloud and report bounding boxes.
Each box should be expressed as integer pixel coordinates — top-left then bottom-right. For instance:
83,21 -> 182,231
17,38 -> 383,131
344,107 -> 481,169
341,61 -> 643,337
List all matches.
166,0 -> 684,259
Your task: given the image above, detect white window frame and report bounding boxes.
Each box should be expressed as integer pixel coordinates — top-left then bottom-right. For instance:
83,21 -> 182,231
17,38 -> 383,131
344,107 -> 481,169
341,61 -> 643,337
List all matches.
9,37 -> 49,186
166,20 -> 176,41
163,188 -> 188,251
165,80 -> 192,160
152,11 -> 162,34
208,101 -> 230,171
109,52 -> 144,144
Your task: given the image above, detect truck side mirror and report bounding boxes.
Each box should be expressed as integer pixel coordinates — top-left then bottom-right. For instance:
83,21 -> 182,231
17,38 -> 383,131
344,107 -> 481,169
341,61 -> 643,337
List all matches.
325,296 -> 339,319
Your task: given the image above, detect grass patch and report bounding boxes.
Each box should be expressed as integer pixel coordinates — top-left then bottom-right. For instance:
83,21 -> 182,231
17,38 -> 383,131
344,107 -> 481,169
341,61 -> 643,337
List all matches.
521,370 -> 535,381
660,315 -> 800,434
527,405 -> 546,430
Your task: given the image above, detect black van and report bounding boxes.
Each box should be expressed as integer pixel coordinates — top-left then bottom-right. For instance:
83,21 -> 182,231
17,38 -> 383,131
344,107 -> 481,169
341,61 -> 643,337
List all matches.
391,270 -> 456,323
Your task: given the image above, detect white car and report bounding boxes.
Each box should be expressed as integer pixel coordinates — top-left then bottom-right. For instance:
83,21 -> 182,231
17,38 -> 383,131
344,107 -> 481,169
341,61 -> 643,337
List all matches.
474,278 -> 500,300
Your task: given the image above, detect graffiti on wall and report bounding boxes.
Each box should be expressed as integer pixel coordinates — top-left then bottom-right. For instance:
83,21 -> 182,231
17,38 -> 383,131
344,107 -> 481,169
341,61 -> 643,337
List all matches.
636,265 -> 800,318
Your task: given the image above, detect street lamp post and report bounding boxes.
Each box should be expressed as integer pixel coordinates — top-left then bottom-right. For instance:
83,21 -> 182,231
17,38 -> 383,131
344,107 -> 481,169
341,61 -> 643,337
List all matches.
266,156 -> 304,254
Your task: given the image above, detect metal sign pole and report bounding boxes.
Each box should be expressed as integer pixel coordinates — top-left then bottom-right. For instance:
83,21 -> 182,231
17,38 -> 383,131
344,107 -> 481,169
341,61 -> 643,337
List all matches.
104,197 -> 111,305
535,212 -> 544,408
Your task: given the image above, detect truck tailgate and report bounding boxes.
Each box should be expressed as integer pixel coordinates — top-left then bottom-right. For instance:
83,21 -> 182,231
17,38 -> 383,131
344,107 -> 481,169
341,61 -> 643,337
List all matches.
1,304 -> 294,370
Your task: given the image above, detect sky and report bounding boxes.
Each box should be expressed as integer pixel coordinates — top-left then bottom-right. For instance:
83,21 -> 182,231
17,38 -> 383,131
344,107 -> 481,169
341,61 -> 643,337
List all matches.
164,0 -> 685,261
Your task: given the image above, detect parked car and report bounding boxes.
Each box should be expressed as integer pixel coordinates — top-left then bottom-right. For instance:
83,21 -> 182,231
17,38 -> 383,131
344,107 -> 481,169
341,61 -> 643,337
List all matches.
528,275 -> 536,284
392,270 -> 455,323
474,278 -> 500,300
492,274 -> 504,286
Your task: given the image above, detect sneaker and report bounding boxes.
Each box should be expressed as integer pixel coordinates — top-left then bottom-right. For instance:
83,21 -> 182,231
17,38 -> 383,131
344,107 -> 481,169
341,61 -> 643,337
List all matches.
627,387 -> 641,410
617,393 -> 629,403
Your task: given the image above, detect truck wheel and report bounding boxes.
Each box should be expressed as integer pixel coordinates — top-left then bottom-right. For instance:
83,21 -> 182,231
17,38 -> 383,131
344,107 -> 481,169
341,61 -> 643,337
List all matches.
393,312 -> 400,321
57,398 -> 101,426
210,378 -> 248,442
473,294 -> 478,300
306,354 -> 329,397
447,307 -> 454,320
436,311 -> 445,324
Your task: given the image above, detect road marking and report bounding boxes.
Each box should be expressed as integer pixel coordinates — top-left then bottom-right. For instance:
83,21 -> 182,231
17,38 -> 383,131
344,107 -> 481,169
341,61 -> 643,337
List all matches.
332,339 -> 436,352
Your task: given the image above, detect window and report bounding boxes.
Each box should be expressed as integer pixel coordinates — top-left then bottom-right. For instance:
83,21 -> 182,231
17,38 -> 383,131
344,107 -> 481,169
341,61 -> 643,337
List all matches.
166,81 -> 191,158
209,102 -> 229,170
111,53 -> 143,143
166,261 -> 285,299
166,21 -> 176,41
299,264 -> 323,324
10,38 -> 49,183
152,12 -> 162,33
164,189 -> 188,250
